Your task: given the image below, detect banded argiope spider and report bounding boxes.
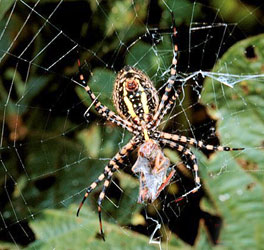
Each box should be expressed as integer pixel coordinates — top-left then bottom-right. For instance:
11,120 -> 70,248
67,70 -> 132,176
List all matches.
76,13 -> 244,240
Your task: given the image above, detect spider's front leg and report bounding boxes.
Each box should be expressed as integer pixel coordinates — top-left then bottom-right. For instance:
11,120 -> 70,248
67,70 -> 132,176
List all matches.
77,60 -> 140,136
160,138 -> 201,202
150,12 -> 183,129
77,137 -> 139,241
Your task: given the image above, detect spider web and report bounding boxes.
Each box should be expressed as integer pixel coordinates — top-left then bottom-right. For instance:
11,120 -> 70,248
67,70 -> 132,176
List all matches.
0,0 -> 264,249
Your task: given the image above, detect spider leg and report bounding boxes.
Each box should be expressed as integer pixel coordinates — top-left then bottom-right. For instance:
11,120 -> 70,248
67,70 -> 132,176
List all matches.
97,171 -> 115,241
96,136 -> 139,240
76,164 -> 113,217
160,138 -> 201,202
77,60 -> 140,135
77,137 -> 139,240
150,12 -> 182,128
160,132 -> 245,151
151,94 -> 177,129
156,167 -> 176,197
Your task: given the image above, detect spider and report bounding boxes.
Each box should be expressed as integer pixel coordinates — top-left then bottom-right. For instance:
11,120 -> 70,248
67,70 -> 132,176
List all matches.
76,13 -> 243,240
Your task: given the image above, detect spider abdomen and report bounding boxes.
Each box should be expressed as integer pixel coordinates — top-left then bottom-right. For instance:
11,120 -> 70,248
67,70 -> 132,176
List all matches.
113,66 -> 159,124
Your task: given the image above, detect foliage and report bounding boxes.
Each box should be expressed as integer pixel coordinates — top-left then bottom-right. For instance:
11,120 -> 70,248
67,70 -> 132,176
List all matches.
26,205 -> 177,250
199,33 -> 264,249
0,0 -> 264,249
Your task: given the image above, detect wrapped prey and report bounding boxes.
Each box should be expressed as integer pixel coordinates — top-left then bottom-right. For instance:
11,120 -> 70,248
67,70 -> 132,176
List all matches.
132,139 -> 176,203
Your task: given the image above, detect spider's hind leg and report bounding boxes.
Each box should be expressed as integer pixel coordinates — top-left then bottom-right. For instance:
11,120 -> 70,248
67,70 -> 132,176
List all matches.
77,137 -> 138,240
97,164 -> 117,241
160,138 -> 201,203
77,165 -> 112,217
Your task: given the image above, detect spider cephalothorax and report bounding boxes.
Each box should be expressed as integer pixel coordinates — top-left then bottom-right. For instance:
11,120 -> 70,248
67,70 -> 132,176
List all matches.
76,13 -> 244,241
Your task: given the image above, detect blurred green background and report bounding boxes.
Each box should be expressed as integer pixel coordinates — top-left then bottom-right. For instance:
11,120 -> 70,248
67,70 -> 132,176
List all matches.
0,0 -> 264,249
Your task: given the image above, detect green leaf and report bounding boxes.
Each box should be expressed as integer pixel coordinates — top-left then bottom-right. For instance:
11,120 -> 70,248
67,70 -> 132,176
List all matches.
197,151 -> 264,249
77,123 -> 131,159
26,205 -> 178,250
126,41 -> 169,78
126,42 -> 156,75
201,33 -> 264,183
106,0 -> 148,36
199,34 -> 264,248
0,241 -> 19,250
0,0 -> 16,21
195,222 -> 223,250
159,0 -> 202,26
75,68 -> 116,111
77,125 -> 101,159
210,0 -> 259,30
4,68 -> 50,113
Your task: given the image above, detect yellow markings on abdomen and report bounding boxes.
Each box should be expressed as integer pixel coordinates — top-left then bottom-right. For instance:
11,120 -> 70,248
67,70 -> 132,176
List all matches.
123,79 -> 152,141
124,96 -> 137,118
138,84 -> 149,115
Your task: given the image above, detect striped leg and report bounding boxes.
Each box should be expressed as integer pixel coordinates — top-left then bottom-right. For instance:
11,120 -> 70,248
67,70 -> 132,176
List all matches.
76,162 -> 116,217
78,60 -> 140,135
151,12 -> 182,127
160,132 -> 245,152
97,171 -> 115,241
77,137 -> 138,240
155,167 -> 176,198
149,94 -> 177,130
160,138 -> 201,202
